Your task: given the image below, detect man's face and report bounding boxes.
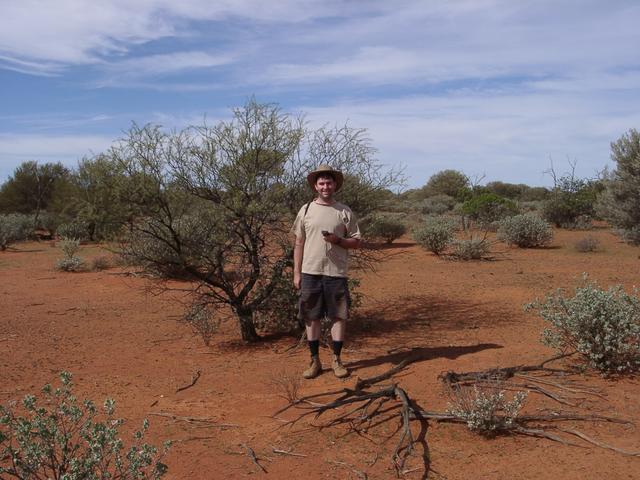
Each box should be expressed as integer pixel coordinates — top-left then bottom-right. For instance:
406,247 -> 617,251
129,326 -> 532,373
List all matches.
315,175 -> 336,200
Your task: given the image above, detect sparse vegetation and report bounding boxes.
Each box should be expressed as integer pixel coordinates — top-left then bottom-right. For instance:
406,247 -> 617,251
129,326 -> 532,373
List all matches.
497,213 -> 553,248
461,192 -> 518,228
56,220 -> 89,241
91,254 -> 112,271
0,372 -> 170,479
413,215 -> 457,255
527,279 -> 640,373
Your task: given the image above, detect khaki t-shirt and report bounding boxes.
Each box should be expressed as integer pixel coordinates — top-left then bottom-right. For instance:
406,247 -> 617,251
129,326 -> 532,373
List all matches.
292,200 -> 361,278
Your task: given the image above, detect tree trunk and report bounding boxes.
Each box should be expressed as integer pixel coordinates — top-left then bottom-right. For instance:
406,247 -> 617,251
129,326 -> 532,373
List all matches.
237,309 -> 260,342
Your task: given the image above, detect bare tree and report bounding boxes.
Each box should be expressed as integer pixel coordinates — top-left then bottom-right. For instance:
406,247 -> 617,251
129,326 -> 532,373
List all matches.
114,99 -> 401,342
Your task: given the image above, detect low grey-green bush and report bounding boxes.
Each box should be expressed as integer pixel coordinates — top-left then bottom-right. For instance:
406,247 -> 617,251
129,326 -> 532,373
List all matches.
574,235 -> 600,253
0,213 -> 32,250
361,214 -> 406,244
450,237 -> 492,260
91,254 -> 112,271
55,238 -> 84,271
526,280 -> 640,373
461,192 -> 518,227
0,372 -> 170,479
446,383 -> 527,435
182,302 -> 221,346
413,216 -> 457,255
497,213 -> 553,248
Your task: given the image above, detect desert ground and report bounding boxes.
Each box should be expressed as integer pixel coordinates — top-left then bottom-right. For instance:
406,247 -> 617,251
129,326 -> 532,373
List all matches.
1,228 -> 639,479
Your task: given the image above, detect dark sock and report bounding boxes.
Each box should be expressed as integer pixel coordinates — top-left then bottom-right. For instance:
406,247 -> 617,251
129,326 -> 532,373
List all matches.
332,341 -> 343,356
308,340 -> 319,356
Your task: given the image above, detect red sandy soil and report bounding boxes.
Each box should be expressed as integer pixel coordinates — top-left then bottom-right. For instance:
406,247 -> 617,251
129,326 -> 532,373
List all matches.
1,228 -> 639,479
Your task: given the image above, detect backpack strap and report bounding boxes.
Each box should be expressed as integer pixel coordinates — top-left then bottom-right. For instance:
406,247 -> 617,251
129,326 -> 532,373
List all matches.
303,200 -> 313,217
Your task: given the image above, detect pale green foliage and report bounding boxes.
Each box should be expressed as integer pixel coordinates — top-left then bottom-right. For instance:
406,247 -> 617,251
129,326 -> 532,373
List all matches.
497,213 -> 553,248
56,238 -> 84,272
527,279 -> 640,373
361,214 -> 406,244
446,383 -> 528,434
420,169 -> 469,199
0,372 -> 170,479
413,216 -> 457,255
0,213 -> 32,250
418,194 -> 456,215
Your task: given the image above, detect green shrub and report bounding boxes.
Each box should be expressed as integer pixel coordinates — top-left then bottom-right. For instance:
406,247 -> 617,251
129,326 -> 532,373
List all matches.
361,214 -> 406,244
0,372 -> 170,479
526,280 -> 640,373
461,193 -> 518,227
0,213 -> 32,250
91,254 -> 112,271
413,216 -> 457,255
57,220 -> 89,241
542,176 -> 599,228
574,235 -> 600,253
450,237 -> 492,260
497,213 -> 553,248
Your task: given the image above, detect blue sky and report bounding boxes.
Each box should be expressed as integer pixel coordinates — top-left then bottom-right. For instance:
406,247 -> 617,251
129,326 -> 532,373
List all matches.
1,0 -> 639,188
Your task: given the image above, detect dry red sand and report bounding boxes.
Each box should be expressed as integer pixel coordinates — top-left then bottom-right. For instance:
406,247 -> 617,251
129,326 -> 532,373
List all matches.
1,228 -> 639,479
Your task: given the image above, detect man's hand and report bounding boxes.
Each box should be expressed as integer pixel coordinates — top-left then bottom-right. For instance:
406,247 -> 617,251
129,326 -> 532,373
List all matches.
322,233 -> 341,245
293,271 -> 301,289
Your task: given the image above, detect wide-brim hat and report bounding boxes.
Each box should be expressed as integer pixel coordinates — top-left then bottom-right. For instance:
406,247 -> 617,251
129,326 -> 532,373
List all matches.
306,164 -> 344,192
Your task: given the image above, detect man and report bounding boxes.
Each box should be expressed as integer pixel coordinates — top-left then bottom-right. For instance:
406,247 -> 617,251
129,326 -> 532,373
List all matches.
292,165 -> 361,379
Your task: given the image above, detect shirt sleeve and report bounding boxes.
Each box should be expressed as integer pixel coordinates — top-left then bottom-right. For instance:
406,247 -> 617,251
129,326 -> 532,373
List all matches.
346,210 -> 362,239
291,206 -> 306,239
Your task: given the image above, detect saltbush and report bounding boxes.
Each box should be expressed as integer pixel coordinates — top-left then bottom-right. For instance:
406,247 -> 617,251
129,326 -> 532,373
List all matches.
419,194 -> 456,215
413,216 -> 457,255
446,383 -> 527,435
450,237 -> 492,260
0,372 -> 169,479
0,213 -> 32,250
527,280 -> 640,373
55,238 -> 84,272
361,214 -> 406,244
497,213 -> 553,248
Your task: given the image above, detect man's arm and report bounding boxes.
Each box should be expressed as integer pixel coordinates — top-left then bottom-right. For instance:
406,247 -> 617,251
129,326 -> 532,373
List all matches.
293,236 -> 305,289
324,234 -> 361,249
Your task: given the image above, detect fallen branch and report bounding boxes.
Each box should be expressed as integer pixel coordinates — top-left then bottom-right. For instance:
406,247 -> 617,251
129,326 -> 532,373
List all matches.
271,446 -> 307,457
176,369 -> 201,393
328,460 -> 367,480
243,443 -> 267,473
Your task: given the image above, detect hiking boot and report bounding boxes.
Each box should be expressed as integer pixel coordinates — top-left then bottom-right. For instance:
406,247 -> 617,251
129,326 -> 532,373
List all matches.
331,355 -> 349,378
303,355 -> 322,379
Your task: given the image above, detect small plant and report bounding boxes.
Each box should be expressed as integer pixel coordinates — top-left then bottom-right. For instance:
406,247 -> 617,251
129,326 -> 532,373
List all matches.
413,216 -> 457,255
526,278 -> 640,373
91,254 -> 112,271
56,220 -> 89,241
361,214 -> 406,244
55,237 -> 84,272
446,382 -> 528,435
574,235 -> 600,253
270,369 -> 301,405
181,302 -> 221,346
0,213 -> 32,250
497,213 -> 553,248
0,372 -> 170,479
450,237 -> 493,260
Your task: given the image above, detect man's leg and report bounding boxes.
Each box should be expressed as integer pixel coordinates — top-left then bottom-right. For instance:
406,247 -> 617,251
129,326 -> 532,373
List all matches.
330,318 -> 346,356
300,274 -> 324,379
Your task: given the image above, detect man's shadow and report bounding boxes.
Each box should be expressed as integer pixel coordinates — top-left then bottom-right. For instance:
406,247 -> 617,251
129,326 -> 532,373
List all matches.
347,343 -> 502,373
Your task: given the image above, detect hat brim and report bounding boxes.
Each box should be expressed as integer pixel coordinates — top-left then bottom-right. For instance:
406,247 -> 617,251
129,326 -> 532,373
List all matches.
307,169 -> 344,193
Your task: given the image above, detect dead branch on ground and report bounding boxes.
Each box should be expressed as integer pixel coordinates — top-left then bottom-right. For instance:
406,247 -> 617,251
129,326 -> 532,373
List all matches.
175,369 -> 201,393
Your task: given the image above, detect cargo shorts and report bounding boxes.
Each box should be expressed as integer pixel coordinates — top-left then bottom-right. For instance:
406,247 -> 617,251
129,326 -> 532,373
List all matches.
298,273 -> 351,322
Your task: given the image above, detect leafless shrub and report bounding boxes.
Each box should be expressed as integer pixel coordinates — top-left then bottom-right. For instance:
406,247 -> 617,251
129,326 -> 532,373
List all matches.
574,235 -> 600,252
270,369 -> 301,405
181,303 -> 221,346
91,255 -> 112,271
